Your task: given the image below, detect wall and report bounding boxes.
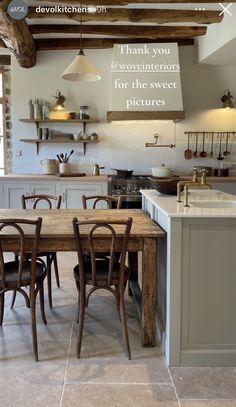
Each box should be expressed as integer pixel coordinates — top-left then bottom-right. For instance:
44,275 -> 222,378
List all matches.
8,45 -> 236,175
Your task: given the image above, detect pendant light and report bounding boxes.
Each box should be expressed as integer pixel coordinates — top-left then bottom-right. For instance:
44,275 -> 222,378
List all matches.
61,2 -> 101,82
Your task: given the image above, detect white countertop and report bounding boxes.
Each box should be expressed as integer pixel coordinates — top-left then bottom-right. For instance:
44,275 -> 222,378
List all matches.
141,189 -> 236,218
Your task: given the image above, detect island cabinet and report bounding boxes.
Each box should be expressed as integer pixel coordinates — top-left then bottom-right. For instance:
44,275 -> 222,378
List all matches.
0,176 -> 108,209
142,189 -> 236,368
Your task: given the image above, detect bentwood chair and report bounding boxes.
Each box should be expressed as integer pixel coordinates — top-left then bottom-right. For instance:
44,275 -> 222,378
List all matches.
82,195 -> 122,261
0,217 -> 47,361
72,217 -> 133,359
82,195 -> 122,209
12,194 -> 62,309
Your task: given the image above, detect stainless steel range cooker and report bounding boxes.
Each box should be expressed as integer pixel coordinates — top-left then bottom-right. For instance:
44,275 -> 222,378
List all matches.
108,175 -> 151,208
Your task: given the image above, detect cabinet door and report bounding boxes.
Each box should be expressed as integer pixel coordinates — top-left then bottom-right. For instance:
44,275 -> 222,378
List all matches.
3,183 -> 29,208
0,183 -> 3,208
29,183 -> 57,196
60,182 -> 107,209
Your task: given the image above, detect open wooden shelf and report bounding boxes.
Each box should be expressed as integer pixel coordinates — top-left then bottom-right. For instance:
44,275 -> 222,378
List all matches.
19,118 -> 100,154
19,119 -> 99,124
20,139 -> 99,155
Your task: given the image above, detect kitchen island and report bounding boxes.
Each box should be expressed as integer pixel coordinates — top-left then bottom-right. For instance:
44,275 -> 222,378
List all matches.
142,189 -> 236,367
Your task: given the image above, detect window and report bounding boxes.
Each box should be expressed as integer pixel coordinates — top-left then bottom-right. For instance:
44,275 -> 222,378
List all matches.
0,71 -> 5,175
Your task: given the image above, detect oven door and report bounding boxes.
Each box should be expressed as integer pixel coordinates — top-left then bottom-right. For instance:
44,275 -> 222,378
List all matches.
112,195 -> 142,209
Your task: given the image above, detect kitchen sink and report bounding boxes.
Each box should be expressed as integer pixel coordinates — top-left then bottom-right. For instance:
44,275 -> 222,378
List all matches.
191,201 -> 236,208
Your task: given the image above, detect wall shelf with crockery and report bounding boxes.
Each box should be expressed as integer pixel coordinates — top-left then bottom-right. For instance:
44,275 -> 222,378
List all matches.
19,119 -> 99,155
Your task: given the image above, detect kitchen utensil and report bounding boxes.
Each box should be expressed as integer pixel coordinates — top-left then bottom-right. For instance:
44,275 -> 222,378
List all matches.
40,159 -> 57,175
150,176 -> 181,195
57,154 -> 62,163
151,164 -> 173,177
193,133 -> 199,158
217,132 -> 224,160
223,132 -> 231,156
66,150 -> 74,162
111,169 -> 133,177
60,153 -> 64,162
210,132 -> 214,158
200,132 -> 207,158
184,133 -> 192,159
64,153 -> 68,162
92,163 -> 105,176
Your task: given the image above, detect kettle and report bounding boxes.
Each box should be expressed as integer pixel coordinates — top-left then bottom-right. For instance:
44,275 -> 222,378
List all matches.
92,163 -> 104,176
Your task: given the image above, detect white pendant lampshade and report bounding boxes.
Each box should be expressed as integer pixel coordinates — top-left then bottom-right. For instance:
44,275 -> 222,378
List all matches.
61,49 -> 101,82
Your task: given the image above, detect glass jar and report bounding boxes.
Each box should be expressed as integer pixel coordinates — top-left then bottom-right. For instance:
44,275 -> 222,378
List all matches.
80,105 -> 90,120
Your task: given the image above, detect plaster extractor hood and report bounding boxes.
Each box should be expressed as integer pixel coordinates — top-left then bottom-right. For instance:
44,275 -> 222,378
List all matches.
108,43 -> 185,123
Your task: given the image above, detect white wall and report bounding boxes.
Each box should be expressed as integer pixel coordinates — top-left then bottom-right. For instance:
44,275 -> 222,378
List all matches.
9,45 -> 236,176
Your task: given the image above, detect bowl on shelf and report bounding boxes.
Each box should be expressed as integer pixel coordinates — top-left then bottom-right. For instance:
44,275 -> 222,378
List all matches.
150,176 -> 181,195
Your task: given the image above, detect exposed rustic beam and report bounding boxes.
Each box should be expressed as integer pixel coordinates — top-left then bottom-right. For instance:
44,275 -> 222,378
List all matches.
38,0 -> 236,4
0,55 -> 11,65
35,38 -> 194,50
28,7 -> 223,24
31,25 -> 207,39
0,1 -> 36,68
0,40 -> 6,48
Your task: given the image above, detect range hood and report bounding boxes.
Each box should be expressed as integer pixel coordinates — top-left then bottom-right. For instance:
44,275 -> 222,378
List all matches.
108,43 -> 184,123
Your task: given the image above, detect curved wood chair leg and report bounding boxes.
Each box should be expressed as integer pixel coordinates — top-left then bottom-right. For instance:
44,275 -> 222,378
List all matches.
53,253 -> 60,288
119,294 -> 131,360
0,293 -> 5,326
10,290 -> 17,309
75,280 -> 80,323
115,285 -> 121,321
46,255 -> 53,309
39,285 -> 47,325
30,296 -> 38,362
77,288 -> 86,358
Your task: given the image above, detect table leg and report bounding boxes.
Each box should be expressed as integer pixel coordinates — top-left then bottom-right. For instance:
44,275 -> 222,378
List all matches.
128,252 -> 138,296
142,238 -> 157,346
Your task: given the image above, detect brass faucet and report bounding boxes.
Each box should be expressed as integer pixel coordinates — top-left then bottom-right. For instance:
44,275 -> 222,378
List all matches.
177,168 -> 199,203
183,170 -> 212,207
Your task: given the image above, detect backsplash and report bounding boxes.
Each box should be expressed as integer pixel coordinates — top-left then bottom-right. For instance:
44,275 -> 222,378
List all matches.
9,46 -> 236,176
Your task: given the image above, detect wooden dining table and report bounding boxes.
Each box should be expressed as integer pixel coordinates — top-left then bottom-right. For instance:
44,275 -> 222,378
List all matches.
0,208 -> 165,347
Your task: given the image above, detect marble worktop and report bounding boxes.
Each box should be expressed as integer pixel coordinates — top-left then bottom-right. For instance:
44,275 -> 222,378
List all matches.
141,189 -> 236,218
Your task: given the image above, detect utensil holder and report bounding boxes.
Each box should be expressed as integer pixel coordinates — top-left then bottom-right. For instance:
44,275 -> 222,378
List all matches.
59,163 -> 71,175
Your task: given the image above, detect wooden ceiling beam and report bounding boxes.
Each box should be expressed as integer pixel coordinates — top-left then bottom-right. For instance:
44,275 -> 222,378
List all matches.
35,38 -> 194,50
0,1 -> 36,68
31,24 -> 207,39
28,7 -> 222,24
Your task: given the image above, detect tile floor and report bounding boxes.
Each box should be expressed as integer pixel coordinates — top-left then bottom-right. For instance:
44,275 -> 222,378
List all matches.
1,252 -> 236,407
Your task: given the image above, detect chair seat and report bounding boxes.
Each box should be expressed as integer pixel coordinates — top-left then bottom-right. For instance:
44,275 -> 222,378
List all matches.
74,258 -> 129,286
0,261 -> 46,288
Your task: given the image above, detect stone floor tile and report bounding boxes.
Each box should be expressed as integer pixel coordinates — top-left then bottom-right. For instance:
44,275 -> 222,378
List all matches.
171,367 -> 236,399
180,401 -> 236,407
62,383 -> 178,407
0,383 -> 63,407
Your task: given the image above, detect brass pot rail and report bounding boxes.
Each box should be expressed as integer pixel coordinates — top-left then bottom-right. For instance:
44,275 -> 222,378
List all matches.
145,133 -> 176,149
184,131 -> 236,159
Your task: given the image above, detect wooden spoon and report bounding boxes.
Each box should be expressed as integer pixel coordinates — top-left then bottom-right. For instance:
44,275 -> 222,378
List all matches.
223,132 -> 231,156
210,132 -> 214,158
184,133 -> 192,159
193,133 -> 199,158
200,132 -> 207,158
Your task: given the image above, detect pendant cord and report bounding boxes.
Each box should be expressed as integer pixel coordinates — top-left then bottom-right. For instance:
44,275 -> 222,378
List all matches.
80,0 -> 82,51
